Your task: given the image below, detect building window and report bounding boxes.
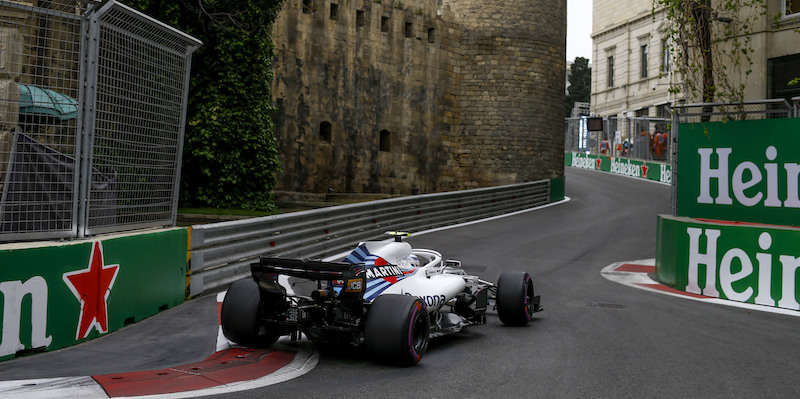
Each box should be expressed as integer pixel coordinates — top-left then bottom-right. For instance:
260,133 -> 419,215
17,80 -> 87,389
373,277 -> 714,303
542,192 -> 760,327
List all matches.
661,39 -> 671,72
356,10 -> 365,28
427,28 -> 435,43
656,104 -> 671,119
404,22 -> 413,38
769,54 -> 800,101
607,56 -> 615,88
640,44 -> 649,79
302,0 -> 312,13
320,121 -> 332,142
635,108 -> 649,117
379,130 -> 391,152
785,0 -> 800,16
330,3 -> 338,20
381,16 -> 390,33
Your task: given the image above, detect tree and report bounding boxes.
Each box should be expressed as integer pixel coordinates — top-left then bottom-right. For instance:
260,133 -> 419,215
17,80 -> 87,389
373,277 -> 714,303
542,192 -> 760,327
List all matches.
566,57 -> 591,117
655,0 -> 799,108
126,0 -> 284,211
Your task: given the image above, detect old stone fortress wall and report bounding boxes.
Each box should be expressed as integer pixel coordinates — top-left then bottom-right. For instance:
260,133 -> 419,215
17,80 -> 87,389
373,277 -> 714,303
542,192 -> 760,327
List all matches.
271,0 -> 566,196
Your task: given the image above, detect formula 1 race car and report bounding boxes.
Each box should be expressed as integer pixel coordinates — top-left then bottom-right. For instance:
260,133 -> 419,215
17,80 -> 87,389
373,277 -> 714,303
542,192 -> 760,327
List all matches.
220,231 -> 542,366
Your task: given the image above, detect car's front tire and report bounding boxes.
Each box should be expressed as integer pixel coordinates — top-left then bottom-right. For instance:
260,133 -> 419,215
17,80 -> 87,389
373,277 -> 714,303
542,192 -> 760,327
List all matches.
221,278 -> 280,347
365,294 -> 429,366
496,271 -> 535,326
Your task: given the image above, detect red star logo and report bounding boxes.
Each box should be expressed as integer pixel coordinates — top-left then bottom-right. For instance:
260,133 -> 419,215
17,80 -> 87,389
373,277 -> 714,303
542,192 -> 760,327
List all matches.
595,158 -> 603,169
641,165 -> 649,177
63,242 -> 120,340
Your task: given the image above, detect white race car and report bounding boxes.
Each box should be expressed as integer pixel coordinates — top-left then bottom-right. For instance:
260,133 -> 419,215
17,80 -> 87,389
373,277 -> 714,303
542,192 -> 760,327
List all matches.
221,231 -> 542,366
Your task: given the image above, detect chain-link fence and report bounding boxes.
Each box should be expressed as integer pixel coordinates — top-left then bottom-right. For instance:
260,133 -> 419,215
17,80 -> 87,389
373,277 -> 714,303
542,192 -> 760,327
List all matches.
565,115 -> 672,163
0,1 -> 200,242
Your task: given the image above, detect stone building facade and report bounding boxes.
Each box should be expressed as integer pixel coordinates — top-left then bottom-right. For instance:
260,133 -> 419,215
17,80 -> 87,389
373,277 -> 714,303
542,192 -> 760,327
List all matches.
271,0 -> 566,195
591,0 -> 800,126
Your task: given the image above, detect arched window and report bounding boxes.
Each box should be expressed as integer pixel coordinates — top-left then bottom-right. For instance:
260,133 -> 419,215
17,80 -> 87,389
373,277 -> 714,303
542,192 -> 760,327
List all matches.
320,121 -> 332,142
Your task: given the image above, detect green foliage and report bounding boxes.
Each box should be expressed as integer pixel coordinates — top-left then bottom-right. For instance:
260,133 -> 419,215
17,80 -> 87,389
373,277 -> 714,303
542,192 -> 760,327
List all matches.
566,57 -> 591,117
125,0 -> 284,211
653,0 -> 767,105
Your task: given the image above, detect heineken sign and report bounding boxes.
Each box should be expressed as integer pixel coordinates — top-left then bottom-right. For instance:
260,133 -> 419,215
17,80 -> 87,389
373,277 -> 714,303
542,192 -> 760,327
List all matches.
0,229 -> 187,360
565,152 -> 671,184
657,215 -> 800,310
676,118 -> 800,226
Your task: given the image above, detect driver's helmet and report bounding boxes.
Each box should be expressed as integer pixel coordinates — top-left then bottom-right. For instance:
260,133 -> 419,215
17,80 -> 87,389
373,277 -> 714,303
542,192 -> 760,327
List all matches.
396,254 -> 420,270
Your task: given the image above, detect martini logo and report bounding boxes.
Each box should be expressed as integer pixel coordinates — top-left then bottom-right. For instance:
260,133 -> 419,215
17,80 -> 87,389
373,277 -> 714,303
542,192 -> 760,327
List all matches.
62,242 -> 120,340
365,265 -> 404,280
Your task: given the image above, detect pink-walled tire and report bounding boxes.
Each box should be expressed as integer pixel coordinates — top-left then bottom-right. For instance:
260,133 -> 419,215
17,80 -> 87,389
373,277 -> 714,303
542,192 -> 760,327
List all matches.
365,294 -> 429,366
496,271 -> 535,326
221,278 -> 280,347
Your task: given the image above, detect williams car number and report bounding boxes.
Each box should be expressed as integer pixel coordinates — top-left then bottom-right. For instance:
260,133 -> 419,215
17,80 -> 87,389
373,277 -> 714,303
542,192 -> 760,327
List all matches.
407,293 -> 446,308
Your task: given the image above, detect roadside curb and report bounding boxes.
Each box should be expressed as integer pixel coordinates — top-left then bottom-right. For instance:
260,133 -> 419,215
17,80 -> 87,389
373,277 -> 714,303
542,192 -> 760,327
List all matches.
601,259 -> 800,317
0,296 -> 318,399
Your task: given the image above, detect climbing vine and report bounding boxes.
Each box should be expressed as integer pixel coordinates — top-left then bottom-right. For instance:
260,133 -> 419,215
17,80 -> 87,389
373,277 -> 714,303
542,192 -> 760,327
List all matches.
126,0 -> 284,211
653,0 -> 773,106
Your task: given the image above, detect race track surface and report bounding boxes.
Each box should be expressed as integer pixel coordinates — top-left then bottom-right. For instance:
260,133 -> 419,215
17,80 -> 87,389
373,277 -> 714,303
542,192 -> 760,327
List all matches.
2,167 -> 800,398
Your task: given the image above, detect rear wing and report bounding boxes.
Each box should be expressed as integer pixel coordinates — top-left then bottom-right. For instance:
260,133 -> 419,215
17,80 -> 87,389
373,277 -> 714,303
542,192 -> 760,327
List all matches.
252,256 -> 365,282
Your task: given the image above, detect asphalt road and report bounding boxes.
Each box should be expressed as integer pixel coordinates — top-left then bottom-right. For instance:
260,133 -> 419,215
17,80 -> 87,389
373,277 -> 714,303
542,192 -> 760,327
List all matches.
3,167 -> 800,398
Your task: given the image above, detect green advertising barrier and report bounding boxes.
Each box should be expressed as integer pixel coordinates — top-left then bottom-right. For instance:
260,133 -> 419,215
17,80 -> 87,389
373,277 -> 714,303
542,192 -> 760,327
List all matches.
565,152 -> 671,184
676,118 -> 800,226
0,228 -> 187,360
657,215 -> 800,311
550,175 -> 565,202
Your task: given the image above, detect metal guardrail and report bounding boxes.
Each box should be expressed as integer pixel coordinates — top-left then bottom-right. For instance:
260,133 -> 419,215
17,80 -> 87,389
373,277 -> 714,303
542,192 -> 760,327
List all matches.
189,180 -> 551,297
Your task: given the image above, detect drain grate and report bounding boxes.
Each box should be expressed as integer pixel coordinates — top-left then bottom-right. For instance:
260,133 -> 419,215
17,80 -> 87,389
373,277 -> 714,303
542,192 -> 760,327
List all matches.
583,302 -> 626,310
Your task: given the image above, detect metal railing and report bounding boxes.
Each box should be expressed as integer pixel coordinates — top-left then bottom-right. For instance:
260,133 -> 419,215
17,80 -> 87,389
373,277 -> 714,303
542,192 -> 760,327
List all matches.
0,1 -> 200,242
188,180 -> 552,297
671,99 -> 793,123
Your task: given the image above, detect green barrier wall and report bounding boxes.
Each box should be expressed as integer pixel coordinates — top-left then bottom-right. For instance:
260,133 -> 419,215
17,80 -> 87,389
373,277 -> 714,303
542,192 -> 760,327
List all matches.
550,175 -> 565,202
657,215 -> 800,311
677,118 -> 800,226
565,152 -> 671,184
0,228 -> 187,360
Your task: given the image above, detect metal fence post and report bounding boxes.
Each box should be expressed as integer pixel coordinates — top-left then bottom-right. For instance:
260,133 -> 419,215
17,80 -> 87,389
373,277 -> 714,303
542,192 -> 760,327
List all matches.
76,3 -> 104,238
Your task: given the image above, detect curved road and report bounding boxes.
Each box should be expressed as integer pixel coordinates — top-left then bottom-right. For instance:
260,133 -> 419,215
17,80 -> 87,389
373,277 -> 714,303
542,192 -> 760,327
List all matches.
2,167 -> 800,397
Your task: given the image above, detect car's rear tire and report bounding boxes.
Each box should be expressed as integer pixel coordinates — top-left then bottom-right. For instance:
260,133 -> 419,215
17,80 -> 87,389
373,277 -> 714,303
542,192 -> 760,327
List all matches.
365,294 -> 429,366
221,278 -> 280,347
496,271 -> 535,326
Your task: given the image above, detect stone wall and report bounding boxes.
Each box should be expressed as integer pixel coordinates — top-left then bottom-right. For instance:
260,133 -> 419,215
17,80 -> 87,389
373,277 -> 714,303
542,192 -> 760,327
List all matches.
441,0 -> 566,189
271,0 -> 566,195
271,0 -> 457,195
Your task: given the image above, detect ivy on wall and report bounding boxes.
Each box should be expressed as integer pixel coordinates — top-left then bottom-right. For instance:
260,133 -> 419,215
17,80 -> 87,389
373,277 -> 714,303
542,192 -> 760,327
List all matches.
126,0 -> 284,211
